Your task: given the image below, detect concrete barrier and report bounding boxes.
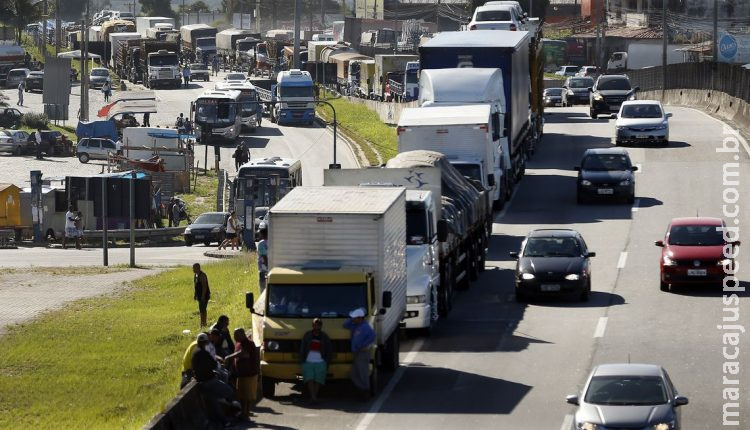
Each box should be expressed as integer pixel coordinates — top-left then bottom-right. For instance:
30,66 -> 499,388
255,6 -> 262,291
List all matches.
142,381 -> 211,430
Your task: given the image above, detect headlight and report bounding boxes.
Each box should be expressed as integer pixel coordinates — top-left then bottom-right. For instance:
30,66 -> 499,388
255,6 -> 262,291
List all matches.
184,228 -> 191,234
581,180 -> 592,186
211,227 -> 221,233
407,295 -> 427,304
652,422 -> 675,430
718,258 -> 732,266
521,273 -> 535,280
565,274 -> 580,281
619,180 -> 631,186
579,423 -> 598,430
663,256 -> 677,266
655,123 -> 667,130
265,340 -> 280,351
593,94 -> 603,101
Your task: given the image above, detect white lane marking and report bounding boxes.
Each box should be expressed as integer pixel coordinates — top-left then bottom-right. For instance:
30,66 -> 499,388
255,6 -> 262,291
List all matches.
631,198 -> 640,212
355,338 -> 424,430
593,317 -> 608,338
617,252 -> 628,269
635,163 -> 642,173
560,414 -> 574,430
691,107 -> 750,156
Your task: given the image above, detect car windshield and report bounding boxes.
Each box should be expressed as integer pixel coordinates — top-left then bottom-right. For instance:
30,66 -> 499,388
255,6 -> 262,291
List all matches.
621,104 -> 663,119
91,69 -> 109,76
279,86 -> 314,98
8,70 -> 27,77
598,78 -> 631,91
569,78 -> 593,88
545,88 -> 563,96
267,283 -> 367,317
190,63 -> 205,69
523,237 -> 582,258
227,74 -> 246,81
584,375 -> 669,406
476,10 -> 512,21
193,213 -> 226,225
668,225 -> 725,246
582,154 -> 631,171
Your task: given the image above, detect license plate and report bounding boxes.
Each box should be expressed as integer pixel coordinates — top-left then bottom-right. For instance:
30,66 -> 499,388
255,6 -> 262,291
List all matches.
194,235 -> 204,239
293,112 -> 302,117
688,269 -> 707,276
541,284 -> 561,292
597,188 -> 614,195
636,134 -> 648,139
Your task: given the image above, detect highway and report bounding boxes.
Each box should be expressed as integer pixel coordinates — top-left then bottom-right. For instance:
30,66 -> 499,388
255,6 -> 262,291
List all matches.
245,105 -> 750,429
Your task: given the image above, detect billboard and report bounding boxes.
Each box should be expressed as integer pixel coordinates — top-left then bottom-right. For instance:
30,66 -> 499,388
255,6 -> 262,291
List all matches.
717,32 -> 750,64
355,0 -> 383,20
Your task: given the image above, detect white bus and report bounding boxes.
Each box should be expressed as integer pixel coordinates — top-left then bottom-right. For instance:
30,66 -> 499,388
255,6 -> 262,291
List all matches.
215,81 -> 262,133
192,89 -> 242,144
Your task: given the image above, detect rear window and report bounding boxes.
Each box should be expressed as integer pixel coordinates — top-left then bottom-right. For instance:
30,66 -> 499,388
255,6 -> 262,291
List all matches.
569,78 -> 593,88
8,70 -> 27,77
476,10 -> 512,21
597,78 -> 632,91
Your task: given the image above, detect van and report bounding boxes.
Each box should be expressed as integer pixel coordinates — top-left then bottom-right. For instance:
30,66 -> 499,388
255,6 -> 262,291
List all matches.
6,68 -> 30,88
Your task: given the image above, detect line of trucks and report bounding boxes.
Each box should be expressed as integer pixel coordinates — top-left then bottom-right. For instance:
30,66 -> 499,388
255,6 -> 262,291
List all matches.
245,26 -> 545,398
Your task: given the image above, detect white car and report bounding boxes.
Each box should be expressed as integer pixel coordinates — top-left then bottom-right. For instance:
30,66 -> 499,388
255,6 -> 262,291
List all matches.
224,72 -> 248,83
468,4 -> 524,31
483,1 -> 527,22
76,137 -> 120,163
614,100 -> 672,146
555,65 -> 580,77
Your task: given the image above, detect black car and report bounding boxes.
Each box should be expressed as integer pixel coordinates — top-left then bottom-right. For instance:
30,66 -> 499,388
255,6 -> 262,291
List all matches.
510,229 -> 595,302
562,76 -> 594,106
25,71 -> 44,92
543,88 -> 563,107
184,212 -> 229,246
0,107 -> 23,128
589,74 -> 639,118
576,148 -> 637,204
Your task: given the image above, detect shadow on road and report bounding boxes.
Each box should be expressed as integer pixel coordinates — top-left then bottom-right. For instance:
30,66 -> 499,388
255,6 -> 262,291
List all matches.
636,196 -> 663,208
251,128 -> 284,138
523,290 -> 627,308
238,136 -> 271,150
669,280 -> 749,298
543,111 -> 612,124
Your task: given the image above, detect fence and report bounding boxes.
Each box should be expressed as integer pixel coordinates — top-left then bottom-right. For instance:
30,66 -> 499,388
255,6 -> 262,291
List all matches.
627,62 -> 750,102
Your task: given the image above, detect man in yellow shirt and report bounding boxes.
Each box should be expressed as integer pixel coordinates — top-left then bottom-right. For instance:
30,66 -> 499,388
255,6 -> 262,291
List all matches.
180,334 -> 203,388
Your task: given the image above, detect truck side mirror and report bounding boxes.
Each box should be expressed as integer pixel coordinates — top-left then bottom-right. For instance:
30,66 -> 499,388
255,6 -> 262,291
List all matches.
487,174 -> 496,187
245,292 -> 254,309
437,219 -> 448,242
381,291 -> 392,308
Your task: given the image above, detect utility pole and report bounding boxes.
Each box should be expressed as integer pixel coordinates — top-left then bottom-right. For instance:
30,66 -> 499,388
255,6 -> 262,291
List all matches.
309,0 -> 314,32
182,0 -> 186,25
241,0 -> 244,29
712,0 -> 718,61
661,0 -> 668,94
272,0 -> 277,29
600,0 -> 606,69
435,0 -> 440,30
42,0 -> 48,57
321,0 -> 325,30
294,0 -> 301,69
255,0 -> 261,33
82,0 -> 90,121
55,0 -> 61,55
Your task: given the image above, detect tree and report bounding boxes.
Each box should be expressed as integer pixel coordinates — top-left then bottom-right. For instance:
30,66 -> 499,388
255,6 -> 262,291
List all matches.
190,0 -> 209,12
8,0 -> 42,43
140,0 -> 177,20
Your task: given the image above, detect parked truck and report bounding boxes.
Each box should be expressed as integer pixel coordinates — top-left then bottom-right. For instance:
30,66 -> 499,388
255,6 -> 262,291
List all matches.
256,69 -> 316,125
235,36 -> 261,67
0,44 -> 26,86
136,17 -> 175,38
216,28 -> 256,61
385,150 -> 492,317
145,24 -> 179,42
139,40 -> 181,88
248,186 -> 407,397
387,60 -> 420,102
108,32 -> 140,68
180,24 -> 217,60
420,30 -> 537,185
101,19 -> 136,44
419,68 -> 511,207
373,54 -> 418,101
348,58 -> 376,98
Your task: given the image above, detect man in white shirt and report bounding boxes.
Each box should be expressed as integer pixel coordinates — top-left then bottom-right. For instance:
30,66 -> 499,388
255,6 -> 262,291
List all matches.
33,129 -> 43,160
62,206 -> 81,249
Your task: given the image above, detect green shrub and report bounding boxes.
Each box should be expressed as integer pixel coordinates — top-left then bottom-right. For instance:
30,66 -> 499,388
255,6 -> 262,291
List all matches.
20,112 -> 49,129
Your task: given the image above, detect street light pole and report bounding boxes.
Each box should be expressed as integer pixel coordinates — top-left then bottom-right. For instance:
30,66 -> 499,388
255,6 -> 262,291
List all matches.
293,0 -> 301,69
316,99 -> 339,169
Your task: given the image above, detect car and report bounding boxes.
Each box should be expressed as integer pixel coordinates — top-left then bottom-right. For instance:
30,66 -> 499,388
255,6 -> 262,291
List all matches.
0,130 -> 30,155
562,76 -> 594,106
510,229 -> 595,302
576,148 -> 637,204
188,63 -> 210,82
567,363 -> 688,430
25,71 -> 44,92
589,74 -> 639,118
0,107 -> 23,129
575,65 -> 599,78
183,212 -> 230,246
483,1 -> 527,23
75,137 -> 119,163
88,68 -> 111,89
27,130 -> 67,156
543,88 -> 564,107
615,100 -> 672,146
554,65 -> 580,77
655,217 -> 740,292
224,72 -> 248,83
6,68 -> 30,88
467,4 -> 524,31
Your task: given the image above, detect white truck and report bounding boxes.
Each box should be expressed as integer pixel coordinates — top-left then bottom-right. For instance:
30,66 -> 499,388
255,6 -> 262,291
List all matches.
248,186 -> 406,397
373,54 -> 418,101
398,104 -> 503,209
419,68 -> 511,208
323,168 -> 442,333
256,69 -> 316,125
136,17 -> 175,38
216,28 -> 256,60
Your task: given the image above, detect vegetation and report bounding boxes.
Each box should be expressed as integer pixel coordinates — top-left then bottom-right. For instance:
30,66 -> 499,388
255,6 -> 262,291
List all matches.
316,91 -> 398,166
0,256 -> 259,429
177,168 -> 219,220
19,111 -> 48,129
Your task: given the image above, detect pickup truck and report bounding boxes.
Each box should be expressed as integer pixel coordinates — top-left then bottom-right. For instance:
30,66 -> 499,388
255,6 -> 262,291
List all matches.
188,63 -> 210,81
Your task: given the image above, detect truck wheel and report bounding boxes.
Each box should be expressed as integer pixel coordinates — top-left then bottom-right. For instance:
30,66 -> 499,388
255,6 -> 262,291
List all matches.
13,146 -> 21,156
185,239 -> 193,246
468,240 -> 479,282
438,261 -> 454,318
369,355 -> 379,397
78,153 -> 90,163
589,108 -> 597,119
262,376 -> 276,398
477,233 -> 487,273
492,197 -> 504,211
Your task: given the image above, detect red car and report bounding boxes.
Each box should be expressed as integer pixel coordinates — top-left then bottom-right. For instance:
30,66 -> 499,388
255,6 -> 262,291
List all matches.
655,217 -> 740,292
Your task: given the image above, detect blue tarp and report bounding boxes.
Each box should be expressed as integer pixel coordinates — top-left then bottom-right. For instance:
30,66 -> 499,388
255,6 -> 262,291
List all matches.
76,120 -> 118,141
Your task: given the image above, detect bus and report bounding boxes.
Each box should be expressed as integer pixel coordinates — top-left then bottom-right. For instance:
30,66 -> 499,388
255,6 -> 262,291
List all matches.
191,89 -> 242,144
233,156 -> 302,245
215,81 -> 263,133
541,39 -> 568,72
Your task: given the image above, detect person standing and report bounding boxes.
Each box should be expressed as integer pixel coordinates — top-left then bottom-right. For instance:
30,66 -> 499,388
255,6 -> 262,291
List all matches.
17,80 -> 25,106
193,263 -> 211,327
256,228 -> 268,293
33,129 -> 43,159
143,112 -> 150,127
300,318 -> 332,404
102,80 -> 111,102
218,211 -> 238,251
226,328 -> 259,421
62,205 -> 81,249
210,315 -> 234,357
167,197 -> 175,227
182,65 -> 191,88
172,200 -> 182,227
212,55 -> 220,77
344,308 -> 375,400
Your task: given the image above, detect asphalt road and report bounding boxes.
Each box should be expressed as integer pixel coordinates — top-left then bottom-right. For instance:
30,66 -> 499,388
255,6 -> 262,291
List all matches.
242,106 -> 750,430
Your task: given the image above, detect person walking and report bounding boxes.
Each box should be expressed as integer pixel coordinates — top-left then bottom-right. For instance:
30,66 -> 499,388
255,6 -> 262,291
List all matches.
232,145 -> 243,171
182,65 -> 191,88
226,328 -> 259,421
300,318 -> 332,404
167,197 -> 175,227
172,199 -> 183,227
17,80 -> 25,106
344,308 -> 375,400
143,112 -> 150,127
62,205 -> 81,249
33,129 -> 43,160
212,55 -> 220,77
193,263 -> 211,327
102,80 -> 111,102
218,211 -> 239,250
256,228 -> 268,293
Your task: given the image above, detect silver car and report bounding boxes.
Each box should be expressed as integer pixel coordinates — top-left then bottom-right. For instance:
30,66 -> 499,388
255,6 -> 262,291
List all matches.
76,137 -> 119,163
0,130 -> 30,155
6,68 -> 30,88
615,100 -> 672,146
566,363 -> 688,430
88,68 -> 111,89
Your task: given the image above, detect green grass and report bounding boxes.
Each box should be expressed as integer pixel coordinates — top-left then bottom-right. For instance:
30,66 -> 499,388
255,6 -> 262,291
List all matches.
316,91 -> 398,166
179,169 -> 219,219
0,256 -> 260,429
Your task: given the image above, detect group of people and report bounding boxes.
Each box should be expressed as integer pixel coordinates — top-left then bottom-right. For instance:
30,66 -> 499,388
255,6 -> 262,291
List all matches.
181,314 -> 260,426
167,197 -> 190,227
175,113 -> 193,134
232,144 -> 251,171
218,211 -> 240,251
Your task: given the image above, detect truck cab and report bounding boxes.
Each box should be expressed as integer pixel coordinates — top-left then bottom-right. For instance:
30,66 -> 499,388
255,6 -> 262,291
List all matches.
607,52 -> 627,72
195,37 -> 217,62
145,49 -> 181,89
272,69 -> 315,125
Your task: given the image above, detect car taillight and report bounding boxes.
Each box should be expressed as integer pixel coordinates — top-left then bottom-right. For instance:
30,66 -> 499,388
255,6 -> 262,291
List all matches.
510,24 -> 517,31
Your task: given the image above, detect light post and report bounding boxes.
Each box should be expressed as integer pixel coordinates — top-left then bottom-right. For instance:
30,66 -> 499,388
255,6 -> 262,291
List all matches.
316,98 -> 340,169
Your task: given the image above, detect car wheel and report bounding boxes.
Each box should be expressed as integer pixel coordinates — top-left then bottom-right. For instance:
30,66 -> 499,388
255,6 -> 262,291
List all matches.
662,140 -> 669,147
614,139 -> 621,146
78,153 -> 90,163
13,146 -> 21,156
516,288 -> 529,302
185,239 -> 193,246
660,280 -> 670,292
203,240 -> 211,247
589,109 -> 597,119
579,281 -> 591,302
627,194 -> 635,205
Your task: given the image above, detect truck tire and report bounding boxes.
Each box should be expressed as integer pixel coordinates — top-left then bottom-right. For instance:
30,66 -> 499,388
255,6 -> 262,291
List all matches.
456,247 -> 471,291
438,260 -> 454,318
477,232 -> 487,273
262,376 -> 276,398
369,354 -> 379,397
468,239 -> 479,282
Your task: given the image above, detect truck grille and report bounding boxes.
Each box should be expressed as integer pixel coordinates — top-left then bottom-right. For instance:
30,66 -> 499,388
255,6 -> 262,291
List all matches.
287,102 -> 309,109
157,70 -> 172,79
605,96 -> 626,104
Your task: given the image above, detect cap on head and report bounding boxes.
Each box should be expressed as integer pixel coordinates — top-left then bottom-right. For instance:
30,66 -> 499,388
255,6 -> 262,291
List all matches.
312,317 -> 322,326
197,332 -> 209,342
349,308 -> 365,319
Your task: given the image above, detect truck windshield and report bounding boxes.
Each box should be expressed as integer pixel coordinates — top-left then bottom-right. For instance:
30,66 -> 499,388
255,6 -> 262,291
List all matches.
266,283 -> 368,318
406,206 -> 429,245
150,55 -> 178,66
237,41 -> 256,51
197,38 -> 215,48
452,163 -> 482,183
279,85 -> 313,98
406,70 -> 418,84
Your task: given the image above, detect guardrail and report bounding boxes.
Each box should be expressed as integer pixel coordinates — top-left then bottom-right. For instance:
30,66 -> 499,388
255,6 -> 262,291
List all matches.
82,226 -> 184,241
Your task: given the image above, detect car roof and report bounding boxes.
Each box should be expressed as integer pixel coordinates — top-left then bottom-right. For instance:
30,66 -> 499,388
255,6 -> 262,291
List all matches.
669,217 -> 723,226
583,148 -> 630,156
621,100 -> 661,106
592,363 -> 663,377
598,74 -> 629,80
527,229 -> 579,238
477,4 -> 515,11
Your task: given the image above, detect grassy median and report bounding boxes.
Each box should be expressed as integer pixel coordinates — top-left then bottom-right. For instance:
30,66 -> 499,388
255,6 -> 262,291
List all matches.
0,255 -> 259,429
316,91 -> 398,166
